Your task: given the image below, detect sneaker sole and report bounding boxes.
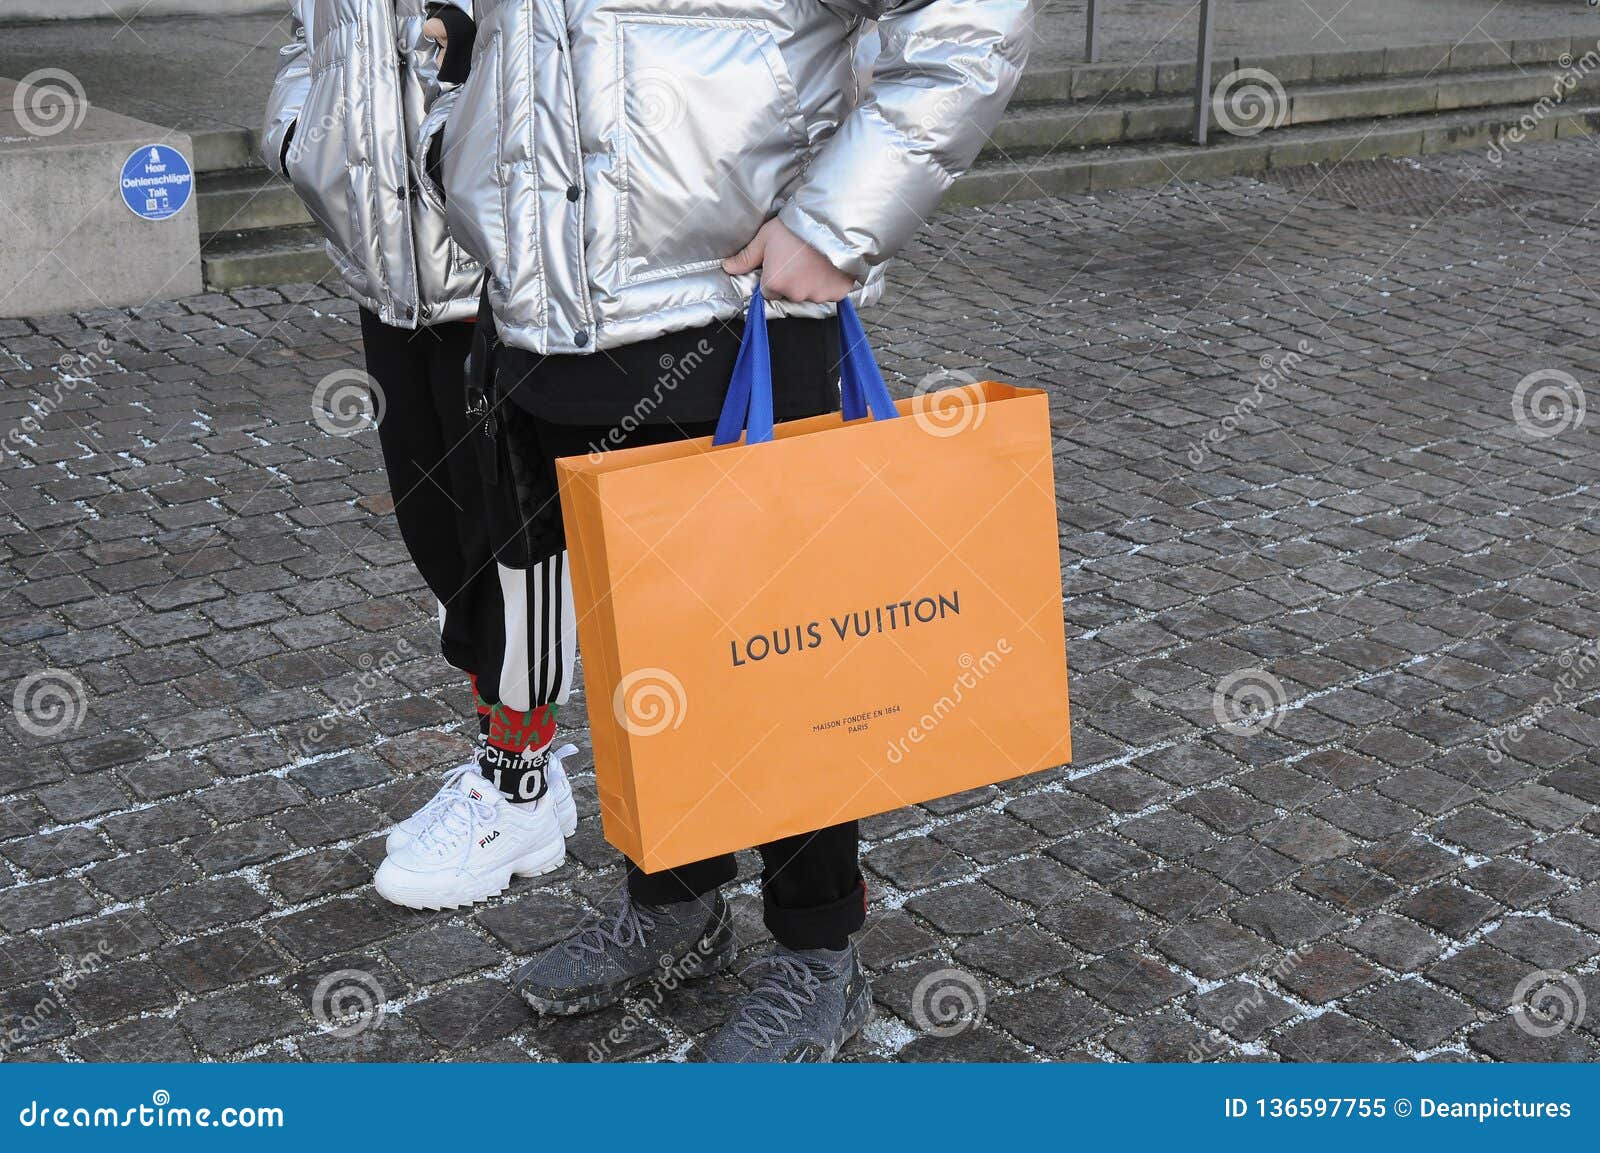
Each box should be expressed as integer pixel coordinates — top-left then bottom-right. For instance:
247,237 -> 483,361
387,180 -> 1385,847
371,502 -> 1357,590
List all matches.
517,928 -> 739,1017
374,840 -> 567,912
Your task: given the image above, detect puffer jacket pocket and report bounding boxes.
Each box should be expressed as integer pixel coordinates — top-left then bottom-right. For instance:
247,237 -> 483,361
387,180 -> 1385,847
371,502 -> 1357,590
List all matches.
611,14 -> 807,286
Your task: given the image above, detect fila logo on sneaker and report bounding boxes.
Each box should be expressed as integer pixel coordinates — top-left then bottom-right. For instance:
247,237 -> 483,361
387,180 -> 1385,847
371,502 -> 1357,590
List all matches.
478,829 -> 501,848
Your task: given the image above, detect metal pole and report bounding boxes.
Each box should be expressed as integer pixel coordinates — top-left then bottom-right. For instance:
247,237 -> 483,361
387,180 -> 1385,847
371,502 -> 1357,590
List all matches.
1193,0 -> 1216,145
1085,0 -> 1101,64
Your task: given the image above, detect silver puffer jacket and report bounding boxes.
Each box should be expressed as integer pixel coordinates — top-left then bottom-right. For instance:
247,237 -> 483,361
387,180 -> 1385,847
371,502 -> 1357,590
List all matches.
422,0 -> 1031,353
263,0 -> 482,327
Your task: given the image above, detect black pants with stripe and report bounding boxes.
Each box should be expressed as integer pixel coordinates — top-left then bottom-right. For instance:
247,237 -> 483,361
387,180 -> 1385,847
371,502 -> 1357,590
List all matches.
498,408 -> 866,952
358,310 -> 572,710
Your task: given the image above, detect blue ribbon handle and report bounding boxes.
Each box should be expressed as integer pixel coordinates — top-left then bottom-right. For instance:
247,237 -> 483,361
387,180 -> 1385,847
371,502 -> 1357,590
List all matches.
714,284 -> 899,447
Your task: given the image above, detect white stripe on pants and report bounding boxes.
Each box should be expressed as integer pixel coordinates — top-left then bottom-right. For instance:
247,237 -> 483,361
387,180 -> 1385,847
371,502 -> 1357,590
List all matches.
496,552 -> 577,713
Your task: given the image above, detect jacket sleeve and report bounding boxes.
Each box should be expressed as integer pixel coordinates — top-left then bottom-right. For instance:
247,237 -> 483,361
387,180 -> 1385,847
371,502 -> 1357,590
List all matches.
781,0 -> 1032,281
261,0 -> 314,176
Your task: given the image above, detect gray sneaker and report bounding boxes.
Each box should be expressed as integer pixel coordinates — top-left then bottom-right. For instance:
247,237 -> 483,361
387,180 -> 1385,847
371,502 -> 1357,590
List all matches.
697,942 -> 872,1062
513,888 -> 736,1015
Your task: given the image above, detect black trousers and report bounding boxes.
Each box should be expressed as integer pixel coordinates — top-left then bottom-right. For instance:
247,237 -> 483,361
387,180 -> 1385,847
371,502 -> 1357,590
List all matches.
628,820 -> 865,952
358,310 -> 505,683
502,412 -> 866,952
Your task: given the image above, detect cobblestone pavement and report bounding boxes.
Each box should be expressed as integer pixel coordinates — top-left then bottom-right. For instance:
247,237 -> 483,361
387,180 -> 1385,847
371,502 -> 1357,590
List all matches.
4,134 -> 1600,1064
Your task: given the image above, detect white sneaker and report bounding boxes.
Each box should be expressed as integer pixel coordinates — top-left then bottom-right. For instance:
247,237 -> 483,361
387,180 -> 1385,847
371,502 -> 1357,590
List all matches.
385,760 -> 477,856
385,743 -> 578,855
373,778 -> 566,911
545,743 -> 581,836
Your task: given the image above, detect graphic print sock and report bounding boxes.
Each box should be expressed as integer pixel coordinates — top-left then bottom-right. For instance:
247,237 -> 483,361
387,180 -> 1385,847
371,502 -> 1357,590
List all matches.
471,675 -> 558,803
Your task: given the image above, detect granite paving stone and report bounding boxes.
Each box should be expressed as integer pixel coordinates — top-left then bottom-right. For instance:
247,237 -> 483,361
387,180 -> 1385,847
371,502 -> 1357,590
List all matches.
6,130 -> 1600,1062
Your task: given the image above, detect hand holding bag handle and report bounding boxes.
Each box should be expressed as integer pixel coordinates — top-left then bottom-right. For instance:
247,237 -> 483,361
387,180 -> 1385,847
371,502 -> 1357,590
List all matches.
714,285 -> 899,447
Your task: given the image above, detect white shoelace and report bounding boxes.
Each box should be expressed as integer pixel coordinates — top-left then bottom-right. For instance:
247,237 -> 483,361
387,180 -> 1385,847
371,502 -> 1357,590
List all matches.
415,779 -> 500,860
405,761 -> 477,828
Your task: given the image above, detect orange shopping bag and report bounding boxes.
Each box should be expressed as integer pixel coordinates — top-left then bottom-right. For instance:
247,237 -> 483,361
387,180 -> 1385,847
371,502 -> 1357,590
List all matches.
556,288 -> 1070,872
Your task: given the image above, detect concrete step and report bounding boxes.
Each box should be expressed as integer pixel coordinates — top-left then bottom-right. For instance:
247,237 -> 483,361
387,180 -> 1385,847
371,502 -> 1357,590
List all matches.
215,98 -> 1600,289
190,61 -> 1577,183
179,36 -> 1576,178
191,125 -> 259,175
987,64 -> 1596,157
1011,33 -> 1580,105
202,224 -> 329,290
199,168 -> 310,235
951,103 -> 1600,207
199,49 -> 1595,290
165,32 -> 1579,176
